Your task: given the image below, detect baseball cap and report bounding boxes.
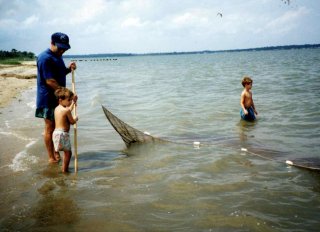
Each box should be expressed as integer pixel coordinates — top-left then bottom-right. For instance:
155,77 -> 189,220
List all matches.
51,32 -> 71,50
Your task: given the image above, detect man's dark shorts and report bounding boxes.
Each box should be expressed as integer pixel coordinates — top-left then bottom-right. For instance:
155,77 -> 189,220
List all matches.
35,108 -> 55,121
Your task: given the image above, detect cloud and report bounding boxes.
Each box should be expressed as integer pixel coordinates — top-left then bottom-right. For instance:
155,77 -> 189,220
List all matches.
70,0 -> 108,24
265,7 -> 309,34
34,0 -> 108,26
0,15 -> 39,30
121,17 -> 146,28
172,9 -> 210,27
22,15 -> 39,27
0,19 -> 17,29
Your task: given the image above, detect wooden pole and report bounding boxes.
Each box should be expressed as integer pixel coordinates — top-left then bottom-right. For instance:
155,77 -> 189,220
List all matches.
71,69 -> 78,172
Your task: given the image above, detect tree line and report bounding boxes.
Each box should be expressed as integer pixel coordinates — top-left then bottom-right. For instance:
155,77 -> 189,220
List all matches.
0,49 -> 35,60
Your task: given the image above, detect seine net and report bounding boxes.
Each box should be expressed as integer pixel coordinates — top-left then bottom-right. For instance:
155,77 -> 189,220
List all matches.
102,105 -> 167,147
102,105 -> 320,171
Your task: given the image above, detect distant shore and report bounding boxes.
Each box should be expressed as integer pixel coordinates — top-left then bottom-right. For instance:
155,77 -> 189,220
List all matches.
65,43 -> 320,59
0,61 -> 36,108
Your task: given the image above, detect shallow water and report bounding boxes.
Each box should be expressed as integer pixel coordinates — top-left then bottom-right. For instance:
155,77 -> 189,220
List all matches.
1,48 -> 320,231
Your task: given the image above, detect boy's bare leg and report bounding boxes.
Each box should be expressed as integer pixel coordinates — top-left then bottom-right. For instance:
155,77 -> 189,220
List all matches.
54,150 -> 61,161
62,151 -> 72,173
55,153 -> 61,161
44,119 -> 60,163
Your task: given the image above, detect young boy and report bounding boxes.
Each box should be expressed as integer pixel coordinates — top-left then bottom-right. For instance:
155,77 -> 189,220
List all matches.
53,87 -> 78,172
240,76 -> 258,121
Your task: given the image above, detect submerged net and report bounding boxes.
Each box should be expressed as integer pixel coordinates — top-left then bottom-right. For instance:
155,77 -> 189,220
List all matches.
102,105 -> 320,172
102,105 -> 168,147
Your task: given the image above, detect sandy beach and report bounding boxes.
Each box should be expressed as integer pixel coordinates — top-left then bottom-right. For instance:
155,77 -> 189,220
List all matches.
0,61 -> 37,108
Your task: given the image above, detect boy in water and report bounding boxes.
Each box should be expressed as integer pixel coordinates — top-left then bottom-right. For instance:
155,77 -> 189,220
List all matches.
240,76 -> 258,121
53,87 -> 78,172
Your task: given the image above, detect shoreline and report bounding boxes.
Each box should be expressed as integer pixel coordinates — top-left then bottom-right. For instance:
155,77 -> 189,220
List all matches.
0,79 -> 41,175
0,61 -> 37,108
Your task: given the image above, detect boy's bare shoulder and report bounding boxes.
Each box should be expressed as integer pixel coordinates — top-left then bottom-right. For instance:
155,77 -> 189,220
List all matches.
241,89 -> 251,96
56,105 -> 71,114
62,107 -> 72,114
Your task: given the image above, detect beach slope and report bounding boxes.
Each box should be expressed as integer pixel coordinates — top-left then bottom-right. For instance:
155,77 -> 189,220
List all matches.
0,61 -> 36,107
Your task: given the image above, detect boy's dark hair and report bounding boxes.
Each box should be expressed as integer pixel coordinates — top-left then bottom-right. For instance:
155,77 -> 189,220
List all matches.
54,87 -> 74,100
241,76 -> 253,87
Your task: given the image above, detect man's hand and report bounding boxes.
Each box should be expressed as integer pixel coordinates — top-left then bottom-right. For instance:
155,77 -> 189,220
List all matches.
69,61 -> 77,71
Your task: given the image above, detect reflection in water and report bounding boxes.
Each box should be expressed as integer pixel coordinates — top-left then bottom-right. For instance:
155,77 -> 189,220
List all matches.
237,118 -> 257,144
0,165 -> 80,232
32,178 -> 80,229
32,194 -> 80,227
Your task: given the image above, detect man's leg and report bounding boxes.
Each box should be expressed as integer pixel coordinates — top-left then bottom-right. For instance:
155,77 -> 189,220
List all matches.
44,119 -> 60,163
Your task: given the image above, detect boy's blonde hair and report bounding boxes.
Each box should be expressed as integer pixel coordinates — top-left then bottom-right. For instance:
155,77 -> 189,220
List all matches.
241,76 -> 253,87
54,87 -> 74,100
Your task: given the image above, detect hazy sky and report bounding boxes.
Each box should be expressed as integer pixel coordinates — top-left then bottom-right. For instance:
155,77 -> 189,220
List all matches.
0,0 -> 319,55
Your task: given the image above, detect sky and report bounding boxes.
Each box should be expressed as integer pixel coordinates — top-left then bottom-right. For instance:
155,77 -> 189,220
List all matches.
0,0 -> 319,55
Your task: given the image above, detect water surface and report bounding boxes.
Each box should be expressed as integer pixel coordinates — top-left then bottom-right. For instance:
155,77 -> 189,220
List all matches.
1,48 -> 320,231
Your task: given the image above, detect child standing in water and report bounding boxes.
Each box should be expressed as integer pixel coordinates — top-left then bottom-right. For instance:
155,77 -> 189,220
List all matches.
53,87 -> 78,172
240,76 -> 258,121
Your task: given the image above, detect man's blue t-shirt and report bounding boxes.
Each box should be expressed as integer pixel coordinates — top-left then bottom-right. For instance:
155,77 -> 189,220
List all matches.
36,49 -> 68,108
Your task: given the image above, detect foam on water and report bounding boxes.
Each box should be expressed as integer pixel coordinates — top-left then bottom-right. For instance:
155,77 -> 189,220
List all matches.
0,130 -> 36,142
4,120 -> 10,129
9,151 -> 38,172
8,140 -> 39,172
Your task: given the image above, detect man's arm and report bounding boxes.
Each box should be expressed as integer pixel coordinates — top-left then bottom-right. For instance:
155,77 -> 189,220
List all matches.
46,78 -> 60,90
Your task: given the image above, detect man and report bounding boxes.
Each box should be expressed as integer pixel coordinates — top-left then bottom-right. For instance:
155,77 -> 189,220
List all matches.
35,32 -> 77,163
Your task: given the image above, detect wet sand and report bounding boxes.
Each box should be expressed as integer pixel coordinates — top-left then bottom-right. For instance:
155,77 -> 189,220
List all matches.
0,61 -> 37,108
0,61 -> 38,169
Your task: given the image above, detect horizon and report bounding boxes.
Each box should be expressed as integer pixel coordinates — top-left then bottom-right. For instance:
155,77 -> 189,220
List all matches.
64,43 -> 320,57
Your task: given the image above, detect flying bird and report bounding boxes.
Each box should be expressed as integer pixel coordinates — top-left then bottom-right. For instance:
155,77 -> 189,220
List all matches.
217,12 -> 223,17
